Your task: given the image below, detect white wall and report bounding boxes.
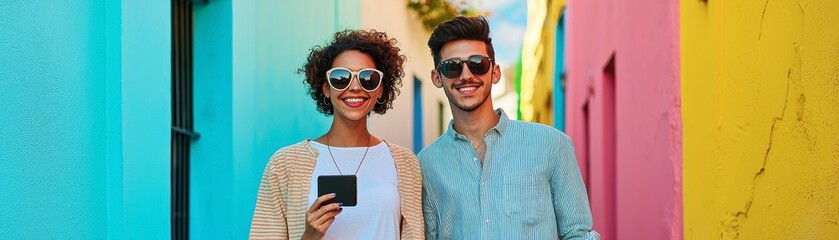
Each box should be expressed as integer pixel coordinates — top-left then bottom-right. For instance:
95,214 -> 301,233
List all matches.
360,0 -> 451,151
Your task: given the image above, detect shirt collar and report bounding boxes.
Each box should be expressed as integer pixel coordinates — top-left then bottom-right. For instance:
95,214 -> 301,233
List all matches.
447,108 -> 510,141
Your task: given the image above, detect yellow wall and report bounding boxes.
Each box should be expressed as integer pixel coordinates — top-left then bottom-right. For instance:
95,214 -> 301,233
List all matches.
682,0 -> 839,239
520,0 -> 564,124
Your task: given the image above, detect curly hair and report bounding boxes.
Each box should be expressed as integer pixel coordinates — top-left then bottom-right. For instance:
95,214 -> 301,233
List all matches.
299,29 -> 406,116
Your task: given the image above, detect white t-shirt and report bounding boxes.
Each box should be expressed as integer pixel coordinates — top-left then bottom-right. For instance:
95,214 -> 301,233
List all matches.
307,141 -> 401,240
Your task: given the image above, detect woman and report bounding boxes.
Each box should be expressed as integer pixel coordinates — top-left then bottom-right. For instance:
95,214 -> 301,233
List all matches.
249,29 -> 423,240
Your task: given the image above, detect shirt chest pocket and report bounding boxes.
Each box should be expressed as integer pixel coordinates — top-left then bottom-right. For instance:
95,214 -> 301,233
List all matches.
502,174 -> 551,219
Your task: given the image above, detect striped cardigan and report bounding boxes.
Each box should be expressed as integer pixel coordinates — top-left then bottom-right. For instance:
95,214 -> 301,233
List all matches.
249,140 -> 424,240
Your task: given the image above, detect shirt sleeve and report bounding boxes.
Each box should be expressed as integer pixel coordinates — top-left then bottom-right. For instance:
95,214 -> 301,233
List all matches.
422,174 -> 439,240
249,161 -> 290,240
550,134 -> 597,240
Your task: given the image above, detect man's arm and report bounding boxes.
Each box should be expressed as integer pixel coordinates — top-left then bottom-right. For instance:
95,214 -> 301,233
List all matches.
551,134 -> 599,240
422,174 -> 439,240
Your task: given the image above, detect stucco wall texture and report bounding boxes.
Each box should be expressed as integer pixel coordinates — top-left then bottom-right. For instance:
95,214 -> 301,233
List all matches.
682,0 -> 839,239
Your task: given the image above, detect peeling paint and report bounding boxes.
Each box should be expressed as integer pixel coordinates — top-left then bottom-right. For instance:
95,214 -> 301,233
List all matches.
758,0 -> 769,40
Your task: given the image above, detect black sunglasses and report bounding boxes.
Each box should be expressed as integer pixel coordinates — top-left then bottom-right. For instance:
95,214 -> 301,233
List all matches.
325,67 -> 383,92
435,55 -> 493,79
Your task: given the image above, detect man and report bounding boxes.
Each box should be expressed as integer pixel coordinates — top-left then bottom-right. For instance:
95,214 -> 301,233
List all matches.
418,16 -> 600,240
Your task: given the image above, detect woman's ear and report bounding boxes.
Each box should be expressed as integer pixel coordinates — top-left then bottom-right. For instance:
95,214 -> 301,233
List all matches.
322,83 -> 330,99
375,85 -> 384,101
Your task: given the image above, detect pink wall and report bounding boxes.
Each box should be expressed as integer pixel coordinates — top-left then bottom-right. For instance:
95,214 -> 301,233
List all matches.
565,0 -> 682,239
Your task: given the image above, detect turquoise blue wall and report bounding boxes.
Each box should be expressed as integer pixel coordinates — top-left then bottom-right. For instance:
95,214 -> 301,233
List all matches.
0,2 -> 109,238
554,14 -> 566,131
105,1 -> 125,238
0,1 -> 170,239
192,0 -> 360,239
120,1 -> 171,239
0,0 -> 361,238
192,1 -> 235,239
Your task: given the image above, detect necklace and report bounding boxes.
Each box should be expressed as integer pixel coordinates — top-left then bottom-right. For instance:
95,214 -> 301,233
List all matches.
473,140 -> 486,151
325,133 -> 373,175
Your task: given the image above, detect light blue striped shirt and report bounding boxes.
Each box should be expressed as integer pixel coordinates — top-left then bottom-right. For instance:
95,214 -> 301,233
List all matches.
418,109 -> 599,240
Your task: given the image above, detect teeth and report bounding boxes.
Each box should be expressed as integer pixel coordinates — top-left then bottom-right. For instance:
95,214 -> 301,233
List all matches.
343,98 -> 365,103
458,86 -> 477,92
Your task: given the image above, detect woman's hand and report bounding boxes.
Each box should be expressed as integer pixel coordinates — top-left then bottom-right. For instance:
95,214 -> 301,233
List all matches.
301,193 -> 343,240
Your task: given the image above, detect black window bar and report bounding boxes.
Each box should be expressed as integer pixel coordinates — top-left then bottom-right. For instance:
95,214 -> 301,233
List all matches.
171,0 -> 200,239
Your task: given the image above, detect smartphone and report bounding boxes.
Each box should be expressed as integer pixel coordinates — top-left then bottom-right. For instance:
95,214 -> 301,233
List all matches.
317,175 -> 358,207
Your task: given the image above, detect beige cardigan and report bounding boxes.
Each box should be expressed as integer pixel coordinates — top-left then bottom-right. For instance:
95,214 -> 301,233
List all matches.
249,140 -> 424,240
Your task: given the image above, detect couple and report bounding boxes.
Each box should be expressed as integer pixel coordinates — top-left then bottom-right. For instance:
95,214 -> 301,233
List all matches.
250,16 -> 599,240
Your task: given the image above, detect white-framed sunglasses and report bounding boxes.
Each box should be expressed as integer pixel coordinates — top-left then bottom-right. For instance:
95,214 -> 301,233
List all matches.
325,67 -> 384,92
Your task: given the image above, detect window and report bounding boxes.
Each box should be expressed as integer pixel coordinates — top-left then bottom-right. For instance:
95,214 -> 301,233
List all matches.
413,76 -> 424,153
171,0 -> 198,239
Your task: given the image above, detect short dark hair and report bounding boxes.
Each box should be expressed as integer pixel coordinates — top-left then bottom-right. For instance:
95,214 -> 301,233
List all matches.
299,29 -> 406,116
427,15 -> 495,67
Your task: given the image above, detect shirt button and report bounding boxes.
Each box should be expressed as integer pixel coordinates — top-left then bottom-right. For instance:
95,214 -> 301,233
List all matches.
473,157 -> 477,162
485,219 -> 490,224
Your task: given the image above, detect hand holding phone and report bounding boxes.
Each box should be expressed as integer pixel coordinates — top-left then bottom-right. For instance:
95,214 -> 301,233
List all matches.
304,193 -> 342,239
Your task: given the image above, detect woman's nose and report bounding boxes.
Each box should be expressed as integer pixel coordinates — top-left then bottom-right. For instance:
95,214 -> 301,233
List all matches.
348,76 -> 362,91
